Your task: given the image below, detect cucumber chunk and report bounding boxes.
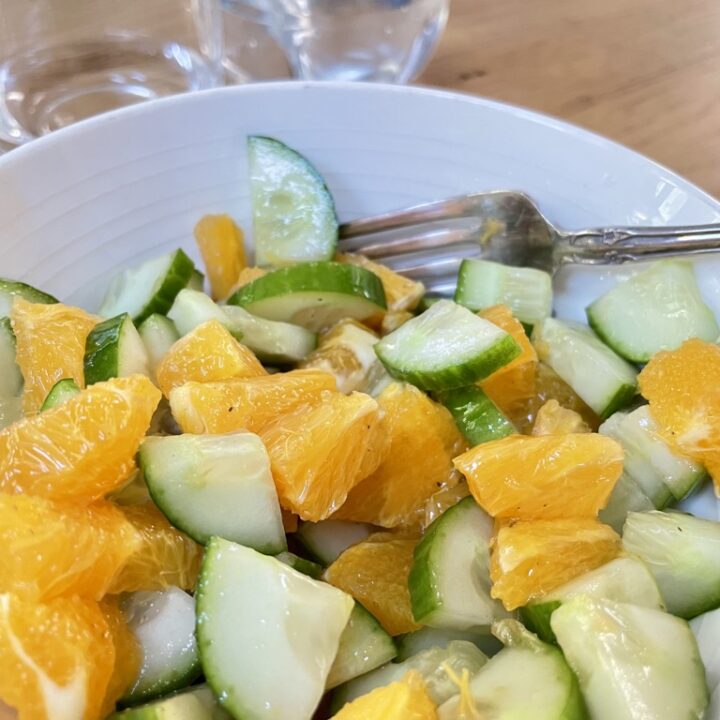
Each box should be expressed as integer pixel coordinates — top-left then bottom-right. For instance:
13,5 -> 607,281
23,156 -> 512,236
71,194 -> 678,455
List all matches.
275,551 -> 323,578
0,277 -> 57,316
110,685 -> 230,719
99,249 -> 195,323
533,317 -> 637,419
120,587 -> 201,705
296,520 -> 374,565
409,497 -> 508,631
138,315 -> 180,378
376,300 -> 521,392
395,627 -> 503,660
587,260 -> 720,362
140,432 -> 286,554
552,597 -> 708,720
690,607 -> 720,717
84,313 -> 150,385
227,262 -> 386,332
186,269 -> 205,292
196,537 -> 353,720
326,602 -> 397,690
437,385 -> 516,445
41,378 -> 80,411
0,317 -> 22,429
249,136 -> 338,267
622,509 -> 720,618
454,259 -> 553,327
598,471 -> 655,533
521,556 -> 664,643
437,620 -> 586,720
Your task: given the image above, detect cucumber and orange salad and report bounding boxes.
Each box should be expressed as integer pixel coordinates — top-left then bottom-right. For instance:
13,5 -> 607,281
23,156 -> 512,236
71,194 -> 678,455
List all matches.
1,135 -> 719,720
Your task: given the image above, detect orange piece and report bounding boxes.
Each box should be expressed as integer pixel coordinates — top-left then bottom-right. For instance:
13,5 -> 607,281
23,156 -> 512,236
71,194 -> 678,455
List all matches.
169,369 -> 336,434
0,494 -> 139,601
11,298 -> 99,413
156,320 -> 265,396
0,375 -> 161,504
454,433 -> 622,520
194,214 -> 247,300
0,593 -> 116,720
227,266 -> 267,297
491,518 -> 620,610
325,532 -> 421,636
109,503 -> 202,594
639,339 -> 720,486
420,481 -> 472,530
532,399 -> 591,436
260,391 -> 383,521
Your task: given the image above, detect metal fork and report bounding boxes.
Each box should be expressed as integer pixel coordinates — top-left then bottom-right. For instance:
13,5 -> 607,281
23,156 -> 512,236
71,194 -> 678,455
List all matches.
338,190 -> 720,295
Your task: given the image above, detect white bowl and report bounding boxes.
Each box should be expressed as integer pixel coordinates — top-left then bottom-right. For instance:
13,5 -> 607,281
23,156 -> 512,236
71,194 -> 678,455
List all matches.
0,81 -> 718,517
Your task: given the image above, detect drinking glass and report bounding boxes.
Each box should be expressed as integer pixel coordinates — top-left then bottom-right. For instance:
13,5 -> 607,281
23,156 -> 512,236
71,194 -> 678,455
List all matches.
0,0 -> 225,145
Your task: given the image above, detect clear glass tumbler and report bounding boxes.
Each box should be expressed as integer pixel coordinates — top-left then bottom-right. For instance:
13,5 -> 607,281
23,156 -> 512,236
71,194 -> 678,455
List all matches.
0,0 -> 224,145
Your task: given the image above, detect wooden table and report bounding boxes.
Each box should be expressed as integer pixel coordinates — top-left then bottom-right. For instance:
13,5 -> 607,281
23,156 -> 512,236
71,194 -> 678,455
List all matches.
421,0 -> 720,198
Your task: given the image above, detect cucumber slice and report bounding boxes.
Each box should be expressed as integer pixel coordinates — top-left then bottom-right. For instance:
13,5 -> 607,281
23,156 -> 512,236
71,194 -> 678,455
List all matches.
40,378 -> 80,411
690,607 -> 720,715
521,556 -> 664,643
0,317 -> 22,429
110,685 -> 230,720
552,597 -> 708,720
533,317 -> 637,419
409,497 -> 508,631
140,432 -> 286,554
395,627 -> 503,661
587,260 -> 720,363
275,552 -> 323,579
168,289 -> 316,364
622,509 -> 720,618
601,405 -> 706,502
138,315 -> 180,378
296,520 -> 374,565
186,269 -> 205,292
437,620 -> 586,720
196,537 -> 353,720
326,602 -> 397,690
331,640 -> 488,710
99,249 -> 195,323
84,313 -> 150,384
436,386 -> 516,445
0,277 -> 57,316
120,587 -> 201,705
376,300 -> 521,392
454,259 -> 553,327
416,295 -> 442,314
598,471 -> 655,533
249,136 -> 338,268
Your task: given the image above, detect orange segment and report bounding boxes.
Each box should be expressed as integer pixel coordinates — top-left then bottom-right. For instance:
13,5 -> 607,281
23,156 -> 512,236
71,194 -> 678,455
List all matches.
11,298 -> 99,413
169,369 -> 336,434
420,481 -> 472,530
325,531 -> 421,636
454,433 -> 622,521
260,391 -> 383,521
156,320 -> 265,396
194,214 -> 247,300
109,503 -> 202,594
227,266 -> 267,297
531,399 -> 591,436
491,518 -> 620,610
0,494 -> 140,602
0,593 -> 116,720
0,375 -> 161,503
334,383 -> 467,528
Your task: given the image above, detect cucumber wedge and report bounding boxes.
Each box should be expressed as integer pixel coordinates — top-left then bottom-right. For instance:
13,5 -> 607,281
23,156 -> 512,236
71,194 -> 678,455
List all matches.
186,269 -> 205,292
552,597 -> 708,720
587,260 -> 720,362
196,537 -> 353,720
533,317 -> 637,419
622,510 -> 720,618
84,313 -> 150,384
326,602 -> 397,690
120,587 -> 201,705
521,556 -> 664,643
138,315 -> 180,378
437,620 -> 587,720
0,317 -> 22,429
0,277 -> 57,316
111,685 -> 230,720
227,262 -> 386,332
598,471 -> 655,533
41,378 -> 80,411
99,249 -> 195,323
436,385 -> 516,445
454,259 -> 553,327
409,497 -> 509,630
395,626 -> 503,660
296,520 -> 374,565
376,300 -> 521,391
275,552 -> 323,579
690,607 -> 720,716
140,432 -> 286,554
249,136 -> 338,267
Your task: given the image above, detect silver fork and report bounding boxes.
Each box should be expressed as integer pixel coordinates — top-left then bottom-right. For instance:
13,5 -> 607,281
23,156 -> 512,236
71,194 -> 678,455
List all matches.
338,190 -> 720,295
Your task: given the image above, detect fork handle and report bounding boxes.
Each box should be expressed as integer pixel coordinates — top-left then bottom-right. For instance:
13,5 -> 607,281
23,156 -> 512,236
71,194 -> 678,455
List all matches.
558,224 -> 720,264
